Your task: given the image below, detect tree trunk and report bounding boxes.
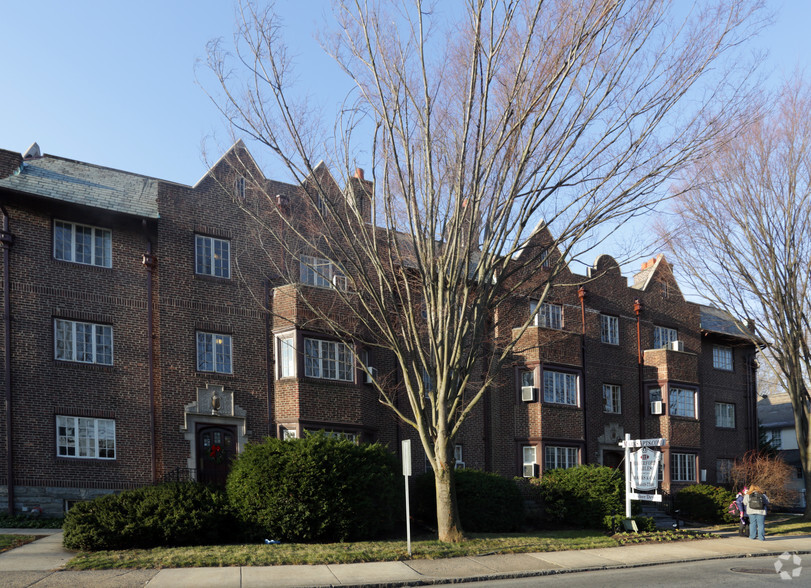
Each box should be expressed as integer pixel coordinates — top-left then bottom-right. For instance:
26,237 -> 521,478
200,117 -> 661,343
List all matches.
434,449 -> 464,542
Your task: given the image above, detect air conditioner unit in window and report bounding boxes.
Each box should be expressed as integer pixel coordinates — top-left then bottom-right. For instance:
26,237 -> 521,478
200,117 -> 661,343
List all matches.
365,366 -> 377,384
523,464 -> 537,478
521,386 -> 536,402
651,401 -> 664,415
667,340 -> 685,352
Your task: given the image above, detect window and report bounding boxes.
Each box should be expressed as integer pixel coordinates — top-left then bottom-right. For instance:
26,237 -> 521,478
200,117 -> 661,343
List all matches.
522,446 -> 537,477
304,338 -> 353,381
672,453 -> 696,482
543,370 -> 578,405
649,387 -> 662,403
235,176 -> 246,199
545,446 -> 578,470
197,332 -> 232,374
669,387 -> 696,418
282,428 -> 297,440
717,458 -> 734,484
653,326 -> 678,349
715,402 -> 735,428
541,248 -> 553,269
521,370 -> 535,389
713,346 -> 733,371
454,444 -> 464,469
603,384 -> 621,413
56,416 -> 115,459
531,301 -> 562,329
54,319 -> 113,365
277,334 -> 295,378
54,220 -> 112,268
766,428 -> 783,450
601,314 -> 619,345
195,235 -> 230,279
300,255 -> 348,290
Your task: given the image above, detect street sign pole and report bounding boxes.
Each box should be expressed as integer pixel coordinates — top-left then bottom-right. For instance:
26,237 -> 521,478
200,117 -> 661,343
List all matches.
402,440 -> 412,556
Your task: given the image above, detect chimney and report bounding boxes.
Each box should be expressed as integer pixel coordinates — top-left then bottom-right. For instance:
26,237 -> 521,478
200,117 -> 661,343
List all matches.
354,168 -> 365,180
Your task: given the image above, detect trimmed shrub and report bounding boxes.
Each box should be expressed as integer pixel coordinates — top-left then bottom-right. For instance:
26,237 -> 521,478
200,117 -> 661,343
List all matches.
675,484 -> 736,524
62,482 -> 233,551
535,465 -> 632,530
226,433 -> 401,542
412,469 -> 524,532
603,514 -> 657,533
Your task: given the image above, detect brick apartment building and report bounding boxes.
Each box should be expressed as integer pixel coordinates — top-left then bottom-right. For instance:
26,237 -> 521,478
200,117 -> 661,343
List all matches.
0,142 -> 758,515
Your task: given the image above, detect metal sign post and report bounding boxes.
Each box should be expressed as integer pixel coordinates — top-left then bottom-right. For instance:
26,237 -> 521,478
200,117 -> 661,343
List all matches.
402,439 -> 412,556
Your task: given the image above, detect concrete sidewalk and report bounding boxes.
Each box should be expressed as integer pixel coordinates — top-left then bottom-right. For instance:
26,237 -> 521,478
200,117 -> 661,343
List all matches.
1,528 -> 810,587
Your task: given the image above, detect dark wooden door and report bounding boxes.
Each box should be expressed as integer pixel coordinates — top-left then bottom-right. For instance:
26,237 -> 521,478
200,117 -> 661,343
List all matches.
197,424 -> 237,486
604,450 -> 623,469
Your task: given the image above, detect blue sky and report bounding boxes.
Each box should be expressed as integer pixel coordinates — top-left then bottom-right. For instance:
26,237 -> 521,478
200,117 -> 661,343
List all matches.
1,1 -> 808,272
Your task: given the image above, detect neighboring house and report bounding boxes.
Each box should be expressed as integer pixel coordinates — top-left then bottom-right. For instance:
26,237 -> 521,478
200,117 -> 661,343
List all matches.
757,392 -> 806,509
0,142 -> 759,514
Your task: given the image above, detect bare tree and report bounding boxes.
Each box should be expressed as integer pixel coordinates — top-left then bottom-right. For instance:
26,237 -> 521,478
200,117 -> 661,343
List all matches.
203,0 -> 763,541
730,450 -> 797,508
658,79 -> 811,519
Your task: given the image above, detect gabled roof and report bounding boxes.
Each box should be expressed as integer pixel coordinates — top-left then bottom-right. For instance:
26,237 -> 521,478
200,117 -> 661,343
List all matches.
0,149 -> 159,219
757,392 -> 796,428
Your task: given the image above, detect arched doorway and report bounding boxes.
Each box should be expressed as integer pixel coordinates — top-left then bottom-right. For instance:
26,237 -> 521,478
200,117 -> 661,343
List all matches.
196,423 -> 237,486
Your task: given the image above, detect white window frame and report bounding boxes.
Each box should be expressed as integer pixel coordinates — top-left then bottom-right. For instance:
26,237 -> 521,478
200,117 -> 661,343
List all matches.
195,235 -> 231,279
545,445 -> 579,471
196,331 -> 233,374
304,337 -> 353,381
543,369 -> 578,406
713,345 -> 733,371
454,444 -> 464,469
715,402 -> 735,428
766,428 -> 783,449
54,319 -> 113,365
300,255 -> 348,290
601,314 -> 619,345
522,445 -> 537,477
672,453 -> 696,482
277,333 -> 295,378
603,384 -> 621,414
56,415 -> 116,459
282,428 -> 297,440
669,387 -> 697,418
531,301 -> 562,329
653,326 -> 678,349
54,220 -> 112,268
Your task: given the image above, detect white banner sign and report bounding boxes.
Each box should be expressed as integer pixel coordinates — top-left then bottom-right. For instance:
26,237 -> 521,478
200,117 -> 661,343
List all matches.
629,492 -> 663,502
630,446 -> 661,491
619,437 -> 667,448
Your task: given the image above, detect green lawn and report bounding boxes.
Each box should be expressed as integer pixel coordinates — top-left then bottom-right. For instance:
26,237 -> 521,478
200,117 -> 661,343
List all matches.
0,534 -> 36,554
64,529 -> 717,570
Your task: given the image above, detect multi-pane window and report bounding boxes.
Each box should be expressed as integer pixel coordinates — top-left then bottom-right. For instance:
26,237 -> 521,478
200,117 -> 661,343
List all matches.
545,446 -> 578,470
300,255 -> 348,290
672,453 -> 696,482
195,235 -> 230,278
653,326 -> 678,349
304,338 -> 353,381
522,445 -> 537,477
717,458 -> 734,484
197,332 -> 233,374
454,444 -> 464,469
766,428 -> 783,449
54,319 -> 113,365
531,301 -> 562,329
713,346 -> 733,371
277,334 -> 295,378
715,402 -> 735,428
235,176 -> 246,199
601,314 -> 619,345
54,220 -> 112,268
56,416 -> 115,459
603,384 -> 621,413
543,370 -> 578,405
669,387 -> 696,418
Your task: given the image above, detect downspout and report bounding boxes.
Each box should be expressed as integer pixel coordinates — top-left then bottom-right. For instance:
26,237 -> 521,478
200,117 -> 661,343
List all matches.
748,353 -> 758,451
142,235 -> 157,484
578,287 -> 588,463
265,280 -> 274,436
634,299 -> 644,437
2,206 -> 14,514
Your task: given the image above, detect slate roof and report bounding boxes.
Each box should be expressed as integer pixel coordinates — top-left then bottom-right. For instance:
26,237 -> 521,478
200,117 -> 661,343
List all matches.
757,392 -> 796,428
699,304 -> 753,340
0,154 -> 159,218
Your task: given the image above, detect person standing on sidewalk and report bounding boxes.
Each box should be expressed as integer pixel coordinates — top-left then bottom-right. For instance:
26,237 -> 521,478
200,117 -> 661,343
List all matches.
743,485 -> 770,541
